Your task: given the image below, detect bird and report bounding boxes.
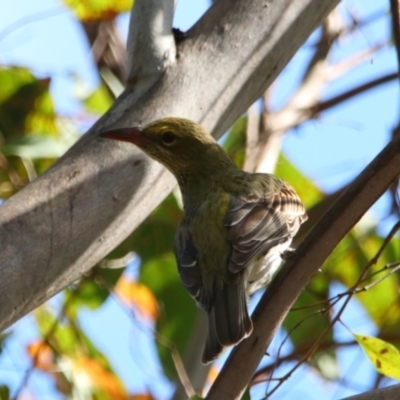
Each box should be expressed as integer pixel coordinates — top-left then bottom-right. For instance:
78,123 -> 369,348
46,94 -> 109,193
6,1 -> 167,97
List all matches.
100,117 -> 307,363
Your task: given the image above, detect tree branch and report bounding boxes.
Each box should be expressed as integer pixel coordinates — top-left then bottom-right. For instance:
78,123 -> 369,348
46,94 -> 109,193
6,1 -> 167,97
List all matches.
206,132 -> 400,398
254,10 -> 340,173
312,72 -> 399,114
342,384 -> 400,400
83,19 -> 127,84
0,0 -> 339,332
126,0 -> 176,84
390,0 -> 400,71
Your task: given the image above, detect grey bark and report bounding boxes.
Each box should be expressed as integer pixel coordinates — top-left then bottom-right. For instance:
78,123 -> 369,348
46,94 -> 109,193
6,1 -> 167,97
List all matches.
126,0 -> 176,82
342,384 -> 400,400
0,0 -> 339,345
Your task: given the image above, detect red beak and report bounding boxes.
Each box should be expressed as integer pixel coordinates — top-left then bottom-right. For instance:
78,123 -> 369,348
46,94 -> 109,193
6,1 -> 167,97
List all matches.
99,127 -> 148,147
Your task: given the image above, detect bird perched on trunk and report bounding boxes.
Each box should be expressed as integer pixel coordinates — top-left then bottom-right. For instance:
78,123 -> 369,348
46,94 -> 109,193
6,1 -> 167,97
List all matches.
100,118 -> 307,363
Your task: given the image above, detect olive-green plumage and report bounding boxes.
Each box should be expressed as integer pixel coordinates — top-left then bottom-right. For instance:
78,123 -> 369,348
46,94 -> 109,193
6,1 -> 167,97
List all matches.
100,118 -> 307,363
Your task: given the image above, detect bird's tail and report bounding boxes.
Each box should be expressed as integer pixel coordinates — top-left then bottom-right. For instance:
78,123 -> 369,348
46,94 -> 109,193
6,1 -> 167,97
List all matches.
202,276 -> 252,364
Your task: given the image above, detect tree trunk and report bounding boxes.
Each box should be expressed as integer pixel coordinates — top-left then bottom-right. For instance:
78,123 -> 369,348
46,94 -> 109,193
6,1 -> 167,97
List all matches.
0,0 -> 339,333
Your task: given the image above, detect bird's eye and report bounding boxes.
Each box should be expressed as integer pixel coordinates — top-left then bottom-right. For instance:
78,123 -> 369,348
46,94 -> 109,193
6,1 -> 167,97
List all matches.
161,131 -> 177,145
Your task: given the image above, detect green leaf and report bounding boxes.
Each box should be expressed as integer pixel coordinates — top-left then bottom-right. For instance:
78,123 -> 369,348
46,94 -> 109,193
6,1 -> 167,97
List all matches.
0,331 -> 12,355
35,306 -> 113,368
354,334 -> 400,380
2,135 -> 76,159
0,385 -> 10,400
328,231 -> 400,332
283,269 -> 336,377
66,267 -> 124,320
0,67 -> 57,138
81,194 -> 182,320
84,85 -> 114,114
113,194 -> 199,379
242,388 -> 251,400
115,194 -> 183,261
0,66 -> 37,103
355,235 -> 400,330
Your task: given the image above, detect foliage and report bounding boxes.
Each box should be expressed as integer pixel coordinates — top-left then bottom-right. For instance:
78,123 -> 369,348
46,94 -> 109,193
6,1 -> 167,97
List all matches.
63,0 -> 133,21
354,334 -> 400,380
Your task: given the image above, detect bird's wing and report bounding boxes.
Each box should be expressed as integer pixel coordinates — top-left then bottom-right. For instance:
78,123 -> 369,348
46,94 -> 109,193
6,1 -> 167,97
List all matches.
174,227 -> 211,310
175,217 -> 253,355
225,176 -> 307,273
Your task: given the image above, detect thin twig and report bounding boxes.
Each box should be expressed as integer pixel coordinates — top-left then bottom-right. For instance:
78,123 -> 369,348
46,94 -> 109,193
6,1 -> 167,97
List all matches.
207,131 -> 400,399
12,290 -> 77,400
95,274 -> 196,398
312,72 -> 398,114
263,220 -> 400,397
327,41 -> 389,81
357,261 -> 400,292
289,260 -> 400,313
262,307 -> 329,393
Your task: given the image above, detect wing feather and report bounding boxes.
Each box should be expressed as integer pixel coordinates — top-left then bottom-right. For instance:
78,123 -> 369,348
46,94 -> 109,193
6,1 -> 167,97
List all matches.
174,229 -> 204,302
225,177 -> 307,274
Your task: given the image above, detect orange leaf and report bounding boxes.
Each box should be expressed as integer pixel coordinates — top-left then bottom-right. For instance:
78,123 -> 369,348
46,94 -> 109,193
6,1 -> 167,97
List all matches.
115,276 -> 158,320
76,357 -> 127,398
26,340 -> 54,371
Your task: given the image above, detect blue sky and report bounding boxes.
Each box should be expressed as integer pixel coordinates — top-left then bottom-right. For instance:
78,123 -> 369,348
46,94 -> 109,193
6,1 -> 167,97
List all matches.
0,0 -> 398,399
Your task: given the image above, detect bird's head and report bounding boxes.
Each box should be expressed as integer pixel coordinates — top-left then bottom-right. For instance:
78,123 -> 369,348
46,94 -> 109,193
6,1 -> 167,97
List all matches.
100,118 -> 228,176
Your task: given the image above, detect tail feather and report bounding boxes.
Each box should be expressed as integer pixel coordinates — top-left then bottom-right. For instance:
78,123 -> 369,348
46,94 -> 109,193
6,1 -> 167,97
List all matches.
213,277 -> 253,345
202,311 -> 223,364
202,275 -> 253,364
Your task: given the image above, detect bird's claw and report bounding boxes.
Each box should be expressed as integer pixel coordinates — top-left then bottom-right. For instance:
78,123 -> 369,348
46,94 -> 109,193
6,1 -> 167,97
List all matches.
281,248 -> 298,261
